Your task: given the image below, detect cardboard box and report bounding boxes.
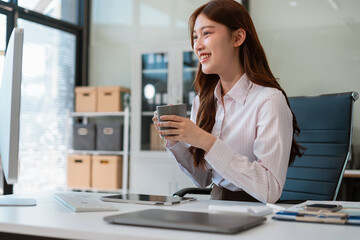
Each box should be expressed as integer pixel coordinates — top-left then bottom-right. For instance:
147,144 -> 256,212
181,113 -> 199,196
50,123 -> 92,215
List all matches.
150,124 -> 166,151
75,86 -> 97,112
92,155 -> 122,190
97,86 -> 130,112
67,155 -> 92,188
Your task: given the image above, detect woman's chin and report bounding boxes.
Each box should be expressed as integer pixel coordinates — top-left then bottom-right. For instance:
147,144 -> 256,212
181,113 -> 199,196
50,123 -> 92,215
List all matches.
201,66 -> 215,75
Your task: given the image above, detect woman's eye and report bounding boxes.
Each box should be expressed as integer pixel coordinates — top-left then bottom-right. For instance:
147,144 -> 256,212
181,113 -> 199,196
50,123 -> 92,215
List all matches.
193,36 -> 198,41
204,31 -> 210,36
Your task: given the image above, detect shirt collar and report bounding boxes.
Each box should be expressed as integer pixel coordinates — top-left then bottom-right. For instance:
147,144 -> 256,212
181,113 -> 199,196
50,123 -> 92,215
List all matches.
214,73 -> 253,106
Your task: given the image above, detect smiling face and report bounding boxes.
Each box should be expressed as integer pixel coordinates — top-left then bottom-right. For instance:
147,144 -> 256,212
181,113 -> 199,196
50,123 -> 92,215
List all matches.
193,14 -> 240,77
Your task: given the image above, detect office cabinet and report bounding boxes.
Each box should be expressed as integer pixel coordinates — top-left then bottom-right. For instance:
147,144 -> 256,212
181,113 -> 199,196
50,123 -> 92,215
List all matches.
130,41 -> 198,195
66,108 -> 130,193
131,41 -> 198,153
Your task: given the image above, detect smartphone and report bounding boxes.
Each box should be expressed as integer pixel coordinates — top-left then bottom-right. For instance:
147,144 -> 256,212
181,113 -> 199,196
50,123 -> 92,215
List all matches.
304,203 -> 342,212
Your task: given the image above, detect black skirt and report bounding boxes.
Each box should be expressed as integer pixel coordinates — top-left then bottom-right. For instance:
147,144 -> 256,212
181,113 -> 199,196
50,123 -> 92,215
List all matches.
210,184 -> 260,202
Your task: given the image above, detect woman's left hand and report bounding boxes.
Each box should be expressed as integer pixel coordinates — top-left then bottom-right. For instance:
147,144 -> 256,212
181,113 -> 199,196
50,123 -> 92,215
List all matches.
157,115 -> 216,152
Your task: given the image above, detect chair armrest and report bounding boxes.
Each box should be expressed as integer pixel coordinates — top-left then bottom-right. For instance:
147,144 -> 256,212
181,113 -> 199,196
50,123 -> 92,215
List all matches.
173,187 -> 211,197
276,199 -> 306,204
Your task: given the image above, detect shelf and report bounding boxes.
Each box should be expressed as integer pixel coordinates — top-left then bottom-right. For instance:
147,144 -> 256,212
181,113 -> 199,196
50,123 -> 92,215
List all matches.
66,107 -> 130,194
69,111 -> 127,117
183,67 -> 197,72
142,111 -> 155,116
68,187 -> 124,193
68,150 -> 126,155
142,69 -> 168,74
141,111 -> 191,117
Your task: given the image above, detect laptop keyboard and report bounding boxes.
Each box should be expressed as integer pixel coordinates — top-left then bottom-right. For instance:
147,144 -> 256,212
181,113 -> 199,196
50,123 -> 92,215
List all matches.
54,192 -> 118,212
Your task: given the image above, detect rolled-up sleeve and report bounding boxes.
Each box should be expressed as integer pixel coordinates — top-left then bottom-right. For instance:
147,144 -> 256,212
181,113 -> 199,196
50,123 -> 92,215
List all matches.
166,96 -> 212,187
167,141 -> 212,187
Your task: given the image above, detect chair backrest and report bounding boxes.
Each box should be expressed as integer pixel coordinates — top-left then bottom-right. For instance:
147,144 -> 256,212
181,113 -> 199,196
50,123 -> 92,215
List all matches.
280,92 -> 358,201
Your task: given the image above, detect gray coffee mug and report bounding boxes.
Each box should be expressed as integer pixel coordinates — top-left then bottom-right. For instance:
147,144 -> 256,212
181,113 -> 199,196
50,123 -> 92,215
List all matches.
156,104 -> 187,137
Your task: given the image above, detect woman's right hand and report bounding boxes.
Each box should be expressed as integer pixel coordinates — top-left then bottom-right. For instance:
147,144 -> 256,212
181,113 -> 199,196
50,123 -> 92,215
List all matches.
152,111 -> 160,131
152,111 -> 178,146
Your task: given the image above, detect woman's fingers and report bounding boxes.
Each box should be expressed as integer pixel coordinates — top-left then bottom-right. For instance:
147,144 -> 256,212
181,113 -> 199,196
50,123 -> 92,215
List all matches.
159,115 -> 184,122
152,111 -> 160,130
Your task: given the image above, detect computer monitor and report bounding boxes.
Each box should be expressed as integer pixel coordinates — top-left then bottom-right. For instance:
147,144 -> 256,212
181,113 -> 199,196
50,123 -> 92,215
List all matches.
0,28 -> 36,206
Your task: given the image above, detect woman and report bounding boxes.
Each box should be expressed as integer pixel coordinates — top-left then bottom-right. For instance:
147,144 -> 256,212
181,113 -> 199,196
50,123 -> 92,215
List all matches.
152,0 -> 302,203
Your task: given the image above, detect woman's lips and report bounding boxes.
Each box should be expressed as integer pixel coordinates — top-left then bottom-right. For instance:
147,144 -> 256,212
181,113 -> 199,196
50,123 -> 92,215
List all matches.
199,54 -> 210,63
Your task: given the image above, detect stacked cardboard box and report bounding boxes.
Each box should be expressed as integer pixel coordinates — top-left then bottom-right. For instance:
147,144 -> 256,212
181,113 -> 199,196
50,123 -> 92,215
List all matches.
97,86 -> 130,112
75,87 -> 97,112
75,86 -> 130,112
67,155 -> 92,188
92,155 -> 122,190
67,155 -> 123,190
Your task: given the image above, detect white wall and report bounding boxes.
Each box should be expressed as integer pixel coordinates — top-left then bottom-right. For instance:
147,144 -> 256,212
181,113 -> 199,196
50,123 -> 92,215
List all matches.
89,0 -> 208,88
89,0 -> 360,163
250,0 -> 360,161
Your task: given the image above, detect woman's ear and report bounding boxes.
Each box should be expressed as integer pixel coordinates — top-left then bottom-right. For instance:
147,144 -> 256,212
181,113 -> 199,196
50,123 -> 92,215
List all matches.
233,28 -> 246,47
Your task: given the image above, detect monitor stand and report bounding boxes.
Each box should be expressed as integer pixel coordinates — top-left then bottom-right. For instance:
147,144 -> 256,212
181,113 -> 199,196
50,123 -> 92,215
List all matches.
0,198 -> 37,206
1,177 -> 37,206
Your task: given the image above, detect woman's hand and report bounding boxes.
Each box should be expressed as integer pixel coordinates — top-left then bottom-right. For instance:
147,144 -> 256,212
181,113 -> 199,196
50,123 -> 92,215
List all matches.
152,111 -> 160,131
152,111 -> 179,146
157,115 -> 216,152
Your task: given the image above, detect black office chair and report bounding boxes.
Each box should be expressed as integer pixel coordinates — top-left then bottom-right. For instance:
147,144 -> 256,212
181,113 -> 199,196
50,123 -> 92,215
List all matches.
279,91 -> 358,202
174,92 -> 358,202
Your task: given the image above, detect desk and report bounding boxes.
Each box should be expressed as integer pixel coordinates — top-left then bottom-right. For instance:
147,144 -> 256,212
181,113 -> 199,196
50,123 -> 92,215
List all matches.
0,191 -> 359,240
344,169 -> 360,178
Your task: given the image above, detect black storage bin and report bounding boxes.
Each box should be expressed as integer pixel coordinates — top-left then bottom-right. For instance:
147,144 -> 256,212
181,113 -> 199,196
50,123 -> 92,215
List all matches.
72,124 -> 96,150
96,122 -> 123,151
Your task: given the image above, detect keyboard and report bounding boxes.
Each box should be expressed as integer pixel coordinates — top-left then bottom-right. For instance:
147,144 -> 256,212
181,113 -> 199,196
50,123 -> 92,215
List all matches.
54,192 -> 119,212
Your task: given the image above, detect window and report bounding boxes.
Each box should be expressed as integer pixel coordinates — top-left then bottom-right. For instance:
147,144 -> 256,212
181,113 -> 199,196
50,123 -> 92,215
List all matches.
14,19 -> 76,193
0,0 -> 88,194
18,0 -> 80,25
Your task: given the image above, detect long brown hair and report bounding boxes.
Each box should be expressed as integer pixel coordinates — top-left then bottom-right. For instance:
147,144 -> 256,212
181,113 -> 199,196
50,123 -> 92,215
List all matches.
189,0 -> 303,167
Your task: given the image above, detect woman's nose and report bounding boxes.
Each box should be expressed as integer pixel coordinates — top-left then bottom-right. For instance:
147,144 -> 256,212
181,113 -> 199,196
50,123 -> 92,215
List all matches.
194,38 -> 204,52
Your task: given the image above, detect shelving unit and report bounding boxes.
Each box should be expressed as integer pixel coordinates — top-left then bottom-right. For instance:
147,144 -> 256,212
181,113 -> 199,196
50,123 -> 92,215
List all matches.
66,107 -> 130,194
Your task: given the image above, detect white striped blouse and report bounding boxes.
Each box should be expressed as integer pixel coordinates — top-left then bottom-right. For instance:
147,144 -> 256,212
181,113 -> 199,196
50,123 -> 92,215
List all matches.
167,73 -> 293,203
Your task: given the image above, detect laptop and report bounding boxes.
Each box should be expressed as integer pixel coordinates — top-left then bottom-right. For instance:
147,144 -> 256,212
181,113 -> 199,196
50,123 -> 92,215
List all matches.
104,209 -> 266,234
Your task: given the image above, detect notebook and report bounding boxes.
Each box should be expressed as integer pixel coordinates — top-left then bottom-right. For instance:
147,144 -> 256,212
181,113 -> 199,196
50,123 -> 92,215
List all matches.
104,209 -> 266,234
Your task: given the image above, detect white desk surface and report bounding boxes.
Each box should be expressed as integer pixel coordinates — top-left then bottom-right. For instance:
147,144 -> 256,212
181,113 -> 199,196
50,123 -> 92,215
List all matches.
0,191 -> 359,240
